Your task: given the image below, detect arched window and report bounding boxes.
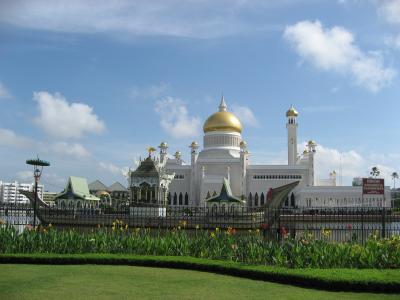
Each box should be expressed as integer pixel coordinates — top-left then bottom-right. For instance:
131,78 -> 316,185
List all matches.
285,196 -> 289,207
260,193 -> 265,206
167,193 -> 171,205
179,193 -> 183,205
290,193 -> 295,207
173,193 -> 177,205
184,193 -> 189,205
248,193 -> 252,207
255,193 -> 259,206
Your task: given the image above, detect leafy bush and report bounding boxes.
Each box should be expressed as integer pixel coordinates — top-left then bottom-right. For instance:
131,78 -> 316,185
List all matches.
1,222 -> 399,268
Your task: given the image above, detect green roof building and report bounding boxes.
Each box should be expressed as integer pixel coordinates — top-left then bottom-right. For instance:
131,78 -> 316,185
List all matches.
55,176 -> 100,210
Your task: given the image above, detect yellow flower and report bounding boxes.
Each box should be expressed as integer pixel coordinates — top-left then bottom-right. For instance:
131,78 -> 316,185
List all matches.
215,227 -> 219,232
125,224 -> 128,230
210,232 -> 216,238
256,229 -> 260,234
248,229 -> 252,233
195,224 -> 200,230
48,223 -> 53,228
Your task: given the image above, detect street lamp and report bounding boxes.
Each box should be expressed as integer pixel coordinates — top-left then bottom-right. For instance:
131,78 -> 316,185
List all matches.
26,156 -> 50,227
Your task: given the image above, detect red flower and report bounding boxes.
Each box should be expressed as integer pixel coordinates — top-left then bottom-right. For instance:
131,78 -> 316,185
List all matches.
261,223 -> 269,230
280,226 -> 287,235
346,224 -> 353,230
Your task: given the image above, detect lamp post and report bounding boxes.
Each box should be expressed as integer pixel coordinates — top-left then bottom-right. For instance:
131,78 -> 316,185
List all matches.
26,157 -> 50,227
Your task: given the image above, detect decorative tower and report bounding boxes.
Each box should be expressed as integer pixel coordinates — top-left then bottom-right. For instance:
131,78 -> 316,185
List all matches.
306,140 -> 317,186
189,141 -> 199,205
189,141 -> 199,166
159,142 -> 168,165
286,105 -> 298,166
174,151 -> 182,164
239,140 -> 249,201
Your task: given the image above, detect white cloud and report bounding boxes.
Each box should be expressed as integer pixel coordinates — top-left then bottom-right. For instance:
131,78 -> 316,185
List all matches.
0,128 -> 34,148
232,105 -> 259,127
155,97 -> 201,139
385,34 -> 400,49
0,82 -> 12,99
284,20 -> 396,92
33,91 -> 106,139
0,0 -> 275,39
296,141 -> 400,186
99,162 -> 127,176
49,142 -> 91,158
130,82 -> 169,100
377,0 -> 400,24
15,170 -> 34,182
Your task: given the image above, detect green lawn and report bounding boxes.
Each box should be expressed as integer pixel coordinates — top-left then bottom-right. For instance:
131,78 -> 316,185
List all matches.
0,264 -> 398,300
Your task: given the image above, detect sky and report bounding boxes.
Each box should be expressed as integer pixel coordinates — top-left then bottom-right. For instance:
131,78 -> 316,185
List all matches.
0,0 -> 400,191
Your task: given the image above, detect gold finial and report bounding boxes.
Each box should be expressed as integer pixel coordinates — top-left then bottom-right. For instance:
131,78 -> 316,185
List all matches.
147,147 -> 156,157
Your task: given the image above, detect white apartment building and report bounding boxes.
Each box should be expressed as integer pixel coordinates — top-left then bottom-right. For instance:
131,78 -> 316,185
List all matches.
0,181 -> 44,205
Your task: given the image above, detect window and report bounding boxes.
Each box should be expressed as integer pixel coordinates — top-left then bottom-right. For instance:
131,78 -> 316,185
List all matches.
173,193 -> 177,205
179,193 -> 183,205
184,193 -> 189,205
248,193 -> 253,206
255,193 -> 259,206
260,193 -> 265,206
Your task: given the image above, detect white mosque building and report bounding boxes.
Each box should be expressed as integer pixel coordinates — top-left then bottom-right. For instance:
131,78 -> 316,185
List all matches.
128,97 -> 391,209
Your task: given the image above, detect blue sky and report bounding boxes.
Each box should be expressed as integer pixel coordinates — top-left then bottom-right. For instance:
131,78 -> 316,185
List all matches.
0,0 -> 400,191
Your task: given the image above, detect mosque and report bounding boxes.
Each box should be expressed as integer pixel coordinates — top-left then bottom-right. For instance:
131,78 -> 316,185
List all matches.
128,97 -> 391,209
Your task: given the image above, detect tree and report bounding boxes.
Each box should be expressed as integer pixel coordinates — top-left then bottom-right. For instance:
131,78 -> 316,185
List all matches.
370,166 -> 380,178
392,172 -> 399,189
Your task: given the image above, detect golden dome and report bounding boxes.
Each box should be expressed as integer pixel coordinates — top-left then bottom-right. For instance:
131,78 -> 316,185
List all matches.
286,105 -> 298,117
203,97 -> 242,133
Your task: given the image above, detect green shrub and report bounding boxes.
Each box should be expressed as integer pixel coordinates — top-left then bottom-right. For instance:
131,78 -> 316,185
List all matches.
1,222 -> 399,269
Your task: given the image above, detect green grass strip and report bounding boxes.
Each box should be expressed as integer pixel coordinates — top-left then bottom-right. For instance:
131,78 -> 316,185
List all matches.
0,253 -> 399,293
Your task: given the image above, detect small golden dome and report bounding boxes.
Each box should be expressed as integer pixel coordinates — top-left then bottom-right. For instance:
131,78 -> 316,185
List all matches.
190,141 -> 198,147
159,142 -> 168,148
203,97 -> 242,133
307,140 -> 316,145
286,105 -> 298,117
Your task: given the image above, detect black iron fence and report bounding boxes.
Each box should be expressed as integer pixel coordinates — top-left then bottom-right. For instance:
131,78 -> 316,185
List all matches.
1,203 -> 400,243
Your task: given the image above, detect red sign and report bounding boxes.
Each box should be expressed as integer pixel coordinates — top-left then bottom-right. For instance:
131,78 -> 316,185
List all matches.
362,178 -> 384,195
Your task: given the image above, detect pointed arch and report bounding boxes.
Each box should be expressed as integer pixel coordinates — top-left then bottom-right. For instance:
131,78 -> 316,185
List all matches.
167,192 -> 171,205
255,193 -> 259,206
173,193 -> 177,205
285,196 -> 289,207
184,193 -> 189,205
248,192 -> 253,207
260,192 -> 265,206
179,193 -> 183,205
290,193 -> 295,207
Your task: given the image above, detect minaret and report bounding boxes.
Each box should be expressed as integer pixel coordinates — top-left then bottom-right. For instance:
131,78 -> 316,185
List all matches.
189,141 -> 199,165
286,105 -> 298,165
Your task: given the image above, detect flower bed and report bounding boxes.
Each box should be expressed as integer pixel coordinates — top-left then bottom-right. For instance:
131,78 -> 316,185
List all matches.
1,222 -> 399,269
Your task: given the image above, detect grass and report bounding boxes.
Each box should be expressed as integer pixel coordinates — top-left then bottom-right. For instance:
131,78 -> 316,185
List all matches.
0,264 -> 399,300
1,253 -> 399,293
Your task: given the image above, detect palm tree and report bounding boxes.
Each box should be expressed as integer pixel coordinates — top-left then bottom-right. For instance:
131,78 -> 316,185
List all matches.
370,166 -> 380,178
392,172 -> 399,189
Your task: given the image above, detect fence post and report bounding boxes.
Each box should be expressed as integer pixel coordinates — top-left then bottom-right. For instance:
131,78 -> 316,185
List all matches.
381,208 -> 386,238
